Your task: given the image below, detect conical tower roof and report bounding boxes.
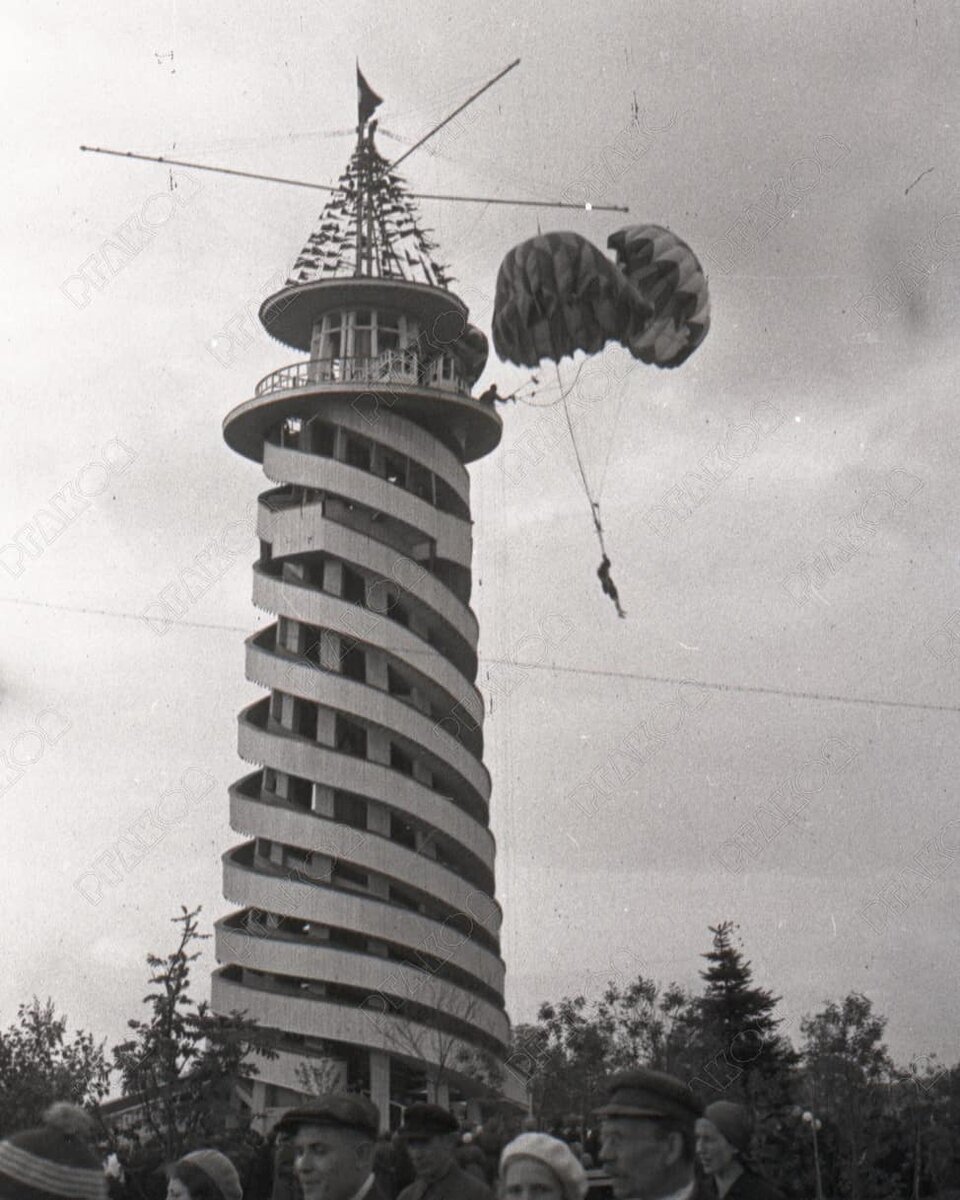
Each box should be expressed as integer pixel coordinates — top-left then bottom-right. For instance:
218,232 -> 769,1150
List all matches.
287,122 -> 452,288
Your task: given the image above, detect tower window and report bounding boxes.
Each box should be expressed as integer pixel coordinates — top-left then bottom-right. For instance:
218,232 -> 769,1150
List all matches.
385,594 -> 409,627
310,421 -> 336,457
341,566 -> 366,604
294,699 -> 318,740
387,666 -> 412,699
389,884 -> 420,912
390,814 -> 417,850
335,717 -> 367,759
340,645 -> 366,683
345,437 -> 371,471
287,776 -> 312,809
352,311 -> 373,357
334,791 -> 367,830
377,314 -> 400,354
390,744 -> 414,777
335,863 -> 369,889
408,463 -> 432,502
314,313 -> 342,359
384,454 -> 406,486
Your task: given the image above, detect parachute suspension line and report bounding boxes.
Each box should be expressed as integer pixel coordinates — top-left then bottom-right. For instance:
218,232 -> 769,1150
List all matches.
556,362 -> 627,619
556,364 -> 603,548
596,380 -> 630,503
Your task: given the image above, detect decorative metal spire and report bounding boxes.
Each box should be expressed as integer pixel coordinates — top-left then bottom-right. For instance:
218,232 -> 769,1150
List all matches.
287,124 -> 452,288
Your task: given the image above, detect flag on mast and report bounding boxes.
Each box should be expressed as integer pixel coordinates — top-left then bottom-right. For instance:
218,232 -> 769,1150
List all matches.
357,66 -> 383,127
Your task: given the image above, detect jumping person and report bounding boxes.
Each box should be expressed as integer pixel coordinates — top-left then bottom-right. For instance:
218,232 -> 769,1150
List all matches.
597,555 -> 626,618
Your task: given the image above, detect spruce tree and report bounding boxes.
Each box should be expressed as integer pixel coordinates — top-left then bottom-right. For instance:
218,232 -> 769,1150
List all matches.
694,920 -> 797,1107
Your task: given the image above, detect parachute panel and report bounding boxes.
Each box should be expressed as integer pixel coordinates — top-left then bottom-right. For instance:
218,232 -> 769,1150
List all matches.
492,231 -> 653,368
607,224 -> 710,368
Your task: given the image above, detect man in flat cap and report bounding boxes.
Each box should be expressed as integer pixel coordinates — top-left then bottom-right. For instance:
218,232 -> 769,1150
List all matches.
274,1093 -> 390,1200
598,1068 -> 710,1200
396,1103 -> 492,1200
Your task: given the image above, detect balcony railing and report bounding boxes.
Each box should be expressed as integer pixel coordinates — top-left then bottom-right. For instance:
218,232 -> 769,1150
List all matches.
255,352 -> 469,400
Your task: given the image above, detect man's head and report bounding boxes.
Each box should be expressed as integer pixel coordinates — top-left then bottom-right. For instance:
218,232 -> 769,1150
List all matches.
274,1094 -> 380,1200
396,1104 -> 460,1182
597,1069 -> 701,1200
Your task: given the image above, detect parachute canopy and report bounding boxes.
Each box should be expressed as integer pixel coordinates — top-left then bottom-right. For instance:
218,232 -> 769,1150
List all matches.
607,224 -> 710,368
492,231 -> 653,368
450,323 -> 489,385
491,224 -> 710,372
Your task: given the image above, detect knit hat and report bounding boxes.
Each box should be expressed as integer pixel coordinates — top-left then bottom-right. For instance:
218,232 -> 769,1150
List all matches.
173,1151 -> 242,1200
702,1102 -> 753,1156
0,1103 -> 107,1200
500,1134 -> 588,1200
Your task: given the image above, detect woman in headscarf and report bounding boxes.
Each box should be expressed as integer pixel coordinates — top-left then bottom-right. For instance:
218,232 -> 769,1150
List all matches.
695,1103 -> 784,1200
166,1150 -> 243,1200
499,1133 -> 588,1200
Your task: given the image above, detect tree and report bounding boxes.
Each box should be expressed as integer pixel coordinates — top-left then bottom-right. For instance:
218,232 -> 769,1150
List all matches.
800,992 -> 897,1200
912,1062 -> 960,1196
454,1044 -> 505,1094
505,1021 -> 553,1120
518,976 -> 701,1133
108,906 -> 275,1181
0,998 -> 110,1135
294,1053 -> 350,1097
371,979 -> 495,1103
529,994 -> 613,1135
596,976 -> 701,1077
694,921 -> 798,1106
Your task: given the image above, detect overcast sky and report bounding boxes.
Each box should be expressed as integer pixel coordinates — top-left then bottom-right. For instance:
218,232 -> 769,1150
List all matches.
3,0 -> 959,1073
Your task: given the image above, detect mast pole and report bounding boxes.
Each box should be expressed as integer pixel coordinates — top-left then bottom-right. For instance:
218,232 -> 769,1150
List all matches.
365,126 -> 375,275
354,121 -> 364,277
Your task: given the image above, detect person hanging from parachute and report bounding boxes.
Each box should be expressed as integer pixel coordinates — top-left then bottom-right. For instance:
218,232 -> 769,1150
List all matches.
490,224 -> 710,618
597,555 -> 625,619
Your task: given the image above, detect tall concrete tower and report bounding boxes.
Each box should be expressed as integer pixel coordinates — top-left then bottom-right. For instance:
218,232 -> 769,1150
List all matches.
212,116 -> 522,1127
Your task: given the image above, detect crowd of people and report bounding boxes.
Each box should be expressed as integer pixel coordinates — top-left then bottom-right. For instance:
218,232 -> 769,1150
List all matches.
0,1067 -> 784,1200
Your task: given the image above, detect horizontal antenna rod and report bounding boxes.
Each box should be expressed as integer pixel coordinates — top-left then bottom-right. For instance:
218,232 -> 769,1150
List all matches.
79,145 -> 628,212
389,57 -> 520,170
397,188 -> 627,213
80,145 -> 339,193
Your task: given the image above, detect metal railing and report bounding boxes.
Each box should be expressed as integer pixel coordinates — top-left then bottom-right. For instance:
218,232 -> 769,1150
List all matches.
255,352 -> 469,399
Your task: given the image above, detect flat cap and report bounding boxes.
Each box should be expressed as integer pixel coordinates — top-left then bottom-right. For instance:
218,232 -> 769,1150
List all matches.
597,1068 -> 702,1123
274,1093 -> 380,1138
396,1103 -> 460,1138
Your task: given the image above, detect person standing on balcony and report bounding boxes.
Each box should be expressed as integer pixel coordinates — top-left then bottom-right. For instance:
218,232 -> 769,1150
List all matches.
478,383 -> 502,405
395,1105 -> 492,1200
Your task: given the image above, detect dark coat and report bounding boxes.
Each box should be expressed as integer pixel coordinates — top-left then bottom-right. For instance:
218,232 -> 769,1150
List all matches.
691,1176 -> 722,1200
364,1178 -> 394,1200
397,1162 -> 493,1200
712,1169 -> 786,1200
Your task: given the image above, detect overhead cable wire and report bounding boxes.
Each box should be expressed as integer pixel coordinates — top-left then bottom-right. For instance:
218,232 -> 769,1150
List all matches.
3,600 -> 958,715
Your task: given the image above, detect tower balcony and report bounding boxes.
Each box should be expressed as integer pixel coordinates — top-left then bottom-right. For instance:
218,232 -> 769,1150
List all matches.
224,354 -> 502,465
255,352 -> 469,400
